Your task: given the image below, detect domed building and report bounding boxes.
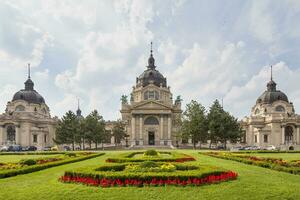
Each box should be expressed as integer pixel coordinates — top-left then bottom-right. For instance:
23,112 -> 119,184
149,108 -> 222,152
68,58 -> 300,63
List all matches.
120,43 -> 182,147
0,66 -> 57,149
242,66 -> 300,150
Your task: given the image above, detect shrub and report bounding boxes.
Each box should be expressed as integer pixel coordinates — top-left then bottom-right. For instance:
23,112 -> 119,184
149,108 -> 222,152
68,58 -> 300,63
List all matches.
140,161 -> 158,168
19,159 -> 37,166
144,150 -> 159,156
65,152 -> 77,157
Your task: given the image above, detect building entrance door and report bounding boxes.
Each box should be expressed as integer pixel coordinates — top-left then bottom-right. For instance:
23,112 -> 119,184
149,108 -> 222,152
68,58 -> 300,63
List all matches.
148,132 -> 155,145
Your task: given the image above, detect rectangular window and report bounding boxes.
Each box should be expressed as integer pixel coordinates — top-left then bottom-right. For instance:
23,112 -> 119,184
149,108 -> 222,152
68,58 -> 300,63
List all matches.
33,135 -> 38,143
44,135 -> 47,143
264,135 -> 268,143
254,135 -> 257,143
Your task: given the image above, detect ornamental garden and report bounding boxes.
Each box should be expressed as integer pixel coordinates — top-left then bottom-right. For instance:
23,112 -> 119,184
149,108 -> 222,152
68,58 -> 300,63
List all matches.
0,150 -> 300,200
59,150 -> 237,187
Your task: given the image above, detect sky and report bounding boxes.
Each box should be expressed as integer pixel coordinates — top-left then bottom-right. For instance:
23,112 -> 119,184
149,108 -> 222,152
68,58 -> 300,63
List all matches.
1,0 -> 300,120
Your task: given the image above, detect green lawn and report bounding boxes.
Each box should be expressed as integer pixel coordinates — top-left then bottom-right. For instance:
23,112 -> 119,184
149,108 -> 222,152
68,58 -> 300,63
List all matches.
247,153 -> 300,161
0,150 -> 299,200
0,154 -> 63,163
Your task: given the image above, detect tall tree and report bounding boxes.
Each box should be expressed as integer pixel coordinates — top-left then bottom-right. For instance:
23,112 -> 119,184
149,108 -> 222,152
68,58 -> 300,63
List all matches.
207,100 -> 223,148
112,119 -> 126,147
84,110 -> 106,150
54,111 -> 79,150
207,100 -> 243,149
182,100 -> 208,149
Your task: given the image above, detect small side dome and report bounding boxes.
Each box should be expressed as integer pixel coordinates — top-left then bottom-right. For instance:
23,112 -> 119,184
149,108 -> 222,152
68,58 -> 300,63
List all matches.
256,65 -> 289,105
12,65 -> 46,105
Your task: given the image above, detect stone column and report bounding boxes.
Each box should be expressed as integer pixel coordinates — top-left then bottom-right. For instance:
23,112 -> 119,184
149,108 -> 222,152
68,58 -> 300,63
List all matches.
139,115 -> 143,145
0,126 -> 3,145
131,116 -> 135,145
160,115 -> 164,145
296,126 -> 300,144
167,115 -> 171,145
281,126 -> 285,144
15,126 -> 20,145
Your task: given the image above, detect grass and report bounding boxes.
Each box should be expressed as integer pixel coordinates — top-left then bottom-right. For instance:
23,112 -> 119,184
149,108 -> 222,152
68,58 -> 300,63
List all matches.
0,154 -> 62,163
0,150 -> 299,200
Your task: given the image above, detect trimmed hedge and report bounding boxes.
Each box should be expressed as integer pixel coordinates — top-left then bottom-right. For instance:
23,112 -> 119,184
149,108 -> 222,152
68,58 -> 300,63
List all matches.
202,152 -> 300,175
106,151 -> 195,163
0,153 -> 105,179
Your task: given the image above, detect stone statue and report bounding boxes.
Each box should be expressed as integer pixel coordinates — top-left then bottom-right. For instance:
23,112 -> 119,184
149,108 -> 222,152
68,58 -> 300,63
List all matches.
175,95 -> 182,103
121,95 -> 128,104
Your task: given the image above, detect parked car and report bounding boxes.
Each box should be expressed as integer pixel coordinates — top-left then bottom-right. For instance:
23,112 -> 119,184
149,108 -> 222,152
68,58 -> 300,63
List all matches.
51,146 -> 58,151
0,145 -> 9,152
42,146 -> 52,151
264,145 -> 276,150
63,146 -> 71,151
250,146 -> 261,150
24,146 -> 37,151
8,145 -> 22,152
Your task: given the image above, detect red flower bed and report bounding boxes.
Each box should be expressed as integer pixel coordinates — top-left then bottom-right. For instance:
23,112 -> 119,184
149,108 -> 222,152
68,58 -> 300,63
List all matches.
59,171 -> 238,187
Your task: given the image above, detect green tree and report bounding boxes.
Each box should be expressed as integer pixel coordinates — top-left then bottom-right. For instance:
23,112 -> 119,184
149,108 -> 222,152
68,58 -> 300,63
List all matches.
172,114 -> 183,148
207,100 -> 223,148
112,119 -> 126,147
84,110 -> 106,150
207,100 -> 243,149
54,111 -> 79,150
182,100 -> 208,149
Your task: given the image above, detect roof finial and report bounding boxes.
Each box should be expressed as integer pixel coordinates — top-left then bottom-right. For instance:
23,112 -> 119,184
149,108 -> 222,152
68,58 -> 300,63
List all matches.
150,41 -> 153,55
28,63 -> 31,79
271,65 -> 273,81
77,98 -> 80,110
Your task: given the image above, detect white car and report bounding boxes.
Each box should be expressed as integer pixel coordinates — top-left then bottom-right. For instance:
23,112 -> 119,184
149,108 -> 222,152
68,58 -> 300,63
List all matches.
264,145 -> 276,150
0,145 -> 9,152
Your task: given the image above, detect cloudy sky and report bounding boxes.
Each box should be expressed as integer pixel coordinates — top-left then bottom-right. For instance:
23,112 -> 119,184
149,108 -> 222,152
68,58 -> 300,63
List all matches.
1,0 -> 300,120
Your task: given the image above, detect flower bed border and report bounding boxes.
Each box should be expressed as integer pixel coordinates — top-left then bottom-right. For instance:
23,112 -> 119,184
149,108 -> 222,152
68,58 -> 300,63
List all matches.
201,152 -> 300,175
59,170 -> 237,187
0,153 -> 105,179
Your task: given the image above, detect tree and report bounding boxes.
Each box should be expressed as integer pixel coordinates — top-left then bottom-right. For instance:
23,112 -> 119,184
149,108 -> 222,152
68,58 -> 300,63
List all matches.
112,119 -> 126,147
207,100 -> 243,149
207,100 -> 223,148
84,110 -> 106,150
54,111 -> 79,150
182,100 -> 208,149
172,114 -> 183,148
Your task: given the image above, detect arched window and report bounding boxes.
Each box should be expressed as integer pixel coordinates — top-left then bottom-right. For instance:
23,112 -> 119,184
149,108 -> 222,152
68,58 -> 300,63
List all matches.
144,90 -> 159,100
275,105 -> 285,112
255,108 -> 260,115
15,105 -> 25,112
144,116 -> 159,125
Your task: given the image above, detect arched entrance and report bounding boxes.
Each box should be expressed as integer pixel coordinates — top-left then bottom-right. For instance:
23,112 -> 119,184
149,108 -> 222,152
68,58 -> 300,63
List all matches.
148,132 -> 155,145
289,146 -> 294,150
7,125 -> 16,144
285,126 -> 294,144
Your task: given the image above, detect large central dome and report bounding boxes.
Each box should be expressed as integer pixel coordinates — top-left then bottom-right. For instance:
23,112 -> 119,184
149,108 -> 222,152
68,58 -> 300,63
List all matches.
12,69 -> 45,104
136,45 -> 167,87
256,67 -> 289,104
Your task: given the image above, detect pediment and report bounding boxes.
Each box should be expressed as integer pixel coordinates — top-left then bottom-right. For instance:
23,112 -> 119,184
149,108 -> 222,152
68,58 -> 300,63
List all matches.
132,101 -> 172,110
